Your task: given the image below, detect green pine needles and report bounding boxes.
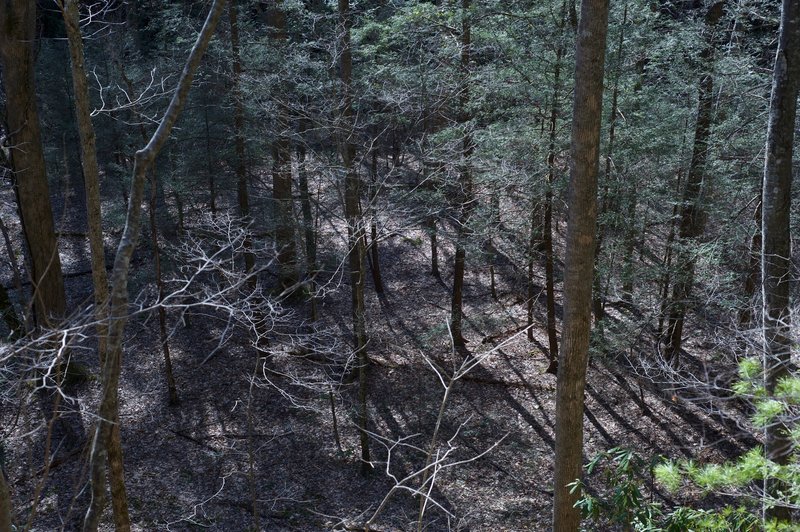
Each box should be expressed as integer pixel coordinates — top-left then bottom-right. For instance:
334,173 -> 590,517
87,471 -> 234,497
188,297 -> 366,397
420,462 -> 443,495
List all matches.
570,357 -> 800,531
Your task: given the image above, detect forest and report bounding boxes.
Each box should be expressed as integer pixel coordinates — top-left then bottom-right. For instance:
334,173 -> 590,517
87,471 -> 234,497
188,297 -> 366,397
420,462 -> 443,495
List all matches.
0,0 -> 798,530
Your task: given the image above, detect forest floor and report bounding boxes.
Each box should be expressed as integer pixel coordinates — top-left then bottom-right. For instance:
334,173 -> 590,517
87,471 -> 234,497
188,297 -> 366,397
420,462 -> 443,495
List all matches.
1,171 -> 758,532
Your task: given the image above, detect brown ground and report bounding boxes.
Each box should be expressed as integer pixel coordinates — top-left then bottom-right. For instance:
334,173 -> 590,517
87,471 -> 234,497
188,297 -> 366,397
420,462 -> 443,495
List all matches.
1,169 -> 755,532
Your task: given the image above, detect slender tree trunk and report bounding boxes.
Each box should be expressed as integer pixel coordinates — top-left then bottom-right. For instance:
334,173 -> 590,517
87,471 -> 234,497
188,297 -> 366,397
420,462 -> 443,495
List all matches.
592,4 -> 626,329
338,0 -> 371,474
204,104 -> 217,217
149,172 -> 179,406
543,6 -> 567,367
761,0 -> 799,523
552,0 -> 610,528
420,67 -> 440,279
271,0 -> 297,292
429,216 -> 440,277
657,170 -> 682,336
61,2 -> 132,528
368,150 -> 384,293
739,194 -> 761,326
0,0 -> 67,328
487,189 -> 500,300
0,213 -> 28,333
297,122 -> 318,320
664,5 -> 722,363
450,0 -> 474,349
83,3 -> 226,529
0,282 -> 21,338
0,466 -> 11,532
229,0 -> 255,278
527,199 -> 543,342
121,63 -> 180,409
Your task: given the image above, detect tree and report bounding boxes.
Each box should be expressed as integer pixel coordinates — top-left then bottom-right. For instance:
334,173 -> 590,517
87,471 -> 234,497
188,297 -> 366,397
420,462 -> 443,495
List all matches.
552,0 -> 610,529
83,1 -> 227,528
663,2 -> 724,363
540,0 -> 571,371
270,0 -> 298,291
228,0 -> 256,278
59,1 -> 132,529
760,0 -> 800,521
0,0 -> 67,328
0,466 -> 10,532
449,0 -> 475,349
338,0 -> 371,473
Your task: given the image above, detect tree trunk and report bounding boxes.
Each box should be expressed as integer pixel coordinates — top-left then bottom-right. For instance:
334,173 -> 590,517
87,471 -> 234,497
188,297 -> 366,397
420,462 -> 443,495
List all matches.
486,189 -> 500,300
368,150 -> 384,294
61,2 -> 132,528
552,0 -> 609,529
297,121 -> 318,320
204,104 -> 217,217
0,0 -> 67,328
83,2 -> 226,529
761,0 -> 799,522
543,3 -> 567,368
739,194 -> 761,326
527,199 -> 543,342
0,466 -> 11,532
271,0 -> 297,292
592,4 -> 626,329
450,0 -> 474,349
229,0 -> 255,278
663,4 -> 722,363
657,171 -> 682,336
338,0 -> 371,474
149,172 -> 179,406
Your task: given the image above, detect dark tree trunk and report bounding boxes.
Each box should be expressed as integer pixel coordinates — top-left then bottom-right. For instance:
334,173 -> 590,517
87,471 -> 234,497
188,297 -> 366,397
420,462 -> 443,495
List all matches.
592,4 -> 626,330
739,194 -> 761,326
0,467 -> 10,532
761,0 -> 799,522
368,150 -> 384,293
450,0 -> 474,349
663,5 -> 722,363
83,2 -> 226,528
527,200 -> 543,342
297,121 -> 318,320
543,3 -> 567,367
0,0 -> 67,328
657,170 -> 682,336
229,0 -> 255,278
271,0 -> 297,292
552,0 -> 610,528
204,104 -> 217,217
338,0 -> 371,474
148,172 -> 179,406
61,1 -> 131,527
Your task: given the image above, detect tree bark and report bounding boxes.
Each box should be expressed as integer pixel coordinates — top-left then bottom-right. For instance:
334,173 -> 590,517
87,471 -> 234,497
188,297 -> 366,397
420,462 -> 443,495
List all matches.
367,149 -> 384,294
60,2 -> 132,528
542,1 -> 568,368
271,0 -> 297,292
761,0 -> 799,523
83,2 -> 226,529
0,467 -> 11,532
450,0 -> 474,349
552,0 -> 609,529
663,4 -> 723,363
592,4 -> 626,329
229,0 -> 255,278
0,0 -> 67,328
297,121 -> 318,320
338,0 -> 371,474
739,194 -> 761,326
149,171 -> 179,406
